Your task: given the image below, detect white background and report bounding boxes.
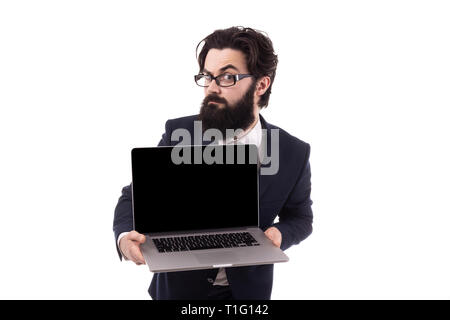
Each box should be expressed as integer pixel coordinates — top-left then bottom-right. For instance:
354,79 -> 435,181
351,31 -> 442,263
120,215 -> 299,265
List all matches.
1,0 -> 449,299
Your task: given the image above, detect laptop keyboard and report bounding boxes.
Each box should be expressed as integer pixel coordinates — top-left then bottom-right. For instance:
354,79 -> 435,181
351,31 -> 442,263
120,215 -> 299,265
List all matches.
153,232 -> 260,253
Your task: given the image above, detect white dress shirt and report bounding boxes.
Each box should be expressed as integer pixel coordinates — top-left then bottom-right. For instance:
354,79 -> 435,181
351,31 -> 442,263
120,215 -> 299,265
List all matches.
118,114 -> 263,287
213,115 -> 262,286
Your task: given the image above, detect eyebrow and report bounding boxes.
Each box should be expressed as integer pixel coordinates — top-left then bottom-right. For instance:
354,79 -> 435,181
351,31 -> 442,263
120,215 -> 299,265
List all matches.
203,64 -> 240,75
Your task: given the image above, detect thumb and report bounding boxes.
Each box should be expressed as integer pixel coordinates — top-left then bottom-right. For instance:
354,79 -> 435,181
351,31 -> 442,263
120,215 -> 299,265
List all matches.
264,228 -> 275,239
264,227 -> 282,248
129,231 -> 146,244
136,234 -> 146,244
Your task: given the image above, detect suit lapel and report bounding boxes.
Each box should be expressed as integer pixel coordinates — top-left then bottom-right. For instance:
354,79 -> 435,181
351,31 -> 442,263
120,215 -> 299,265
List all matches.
258,115 -> 277,200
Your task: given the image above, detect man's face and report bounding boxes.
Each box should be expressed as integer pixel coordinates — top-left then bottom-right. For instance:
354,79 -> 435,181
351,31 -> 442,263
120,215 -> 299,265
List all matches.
198,48 -> 257,136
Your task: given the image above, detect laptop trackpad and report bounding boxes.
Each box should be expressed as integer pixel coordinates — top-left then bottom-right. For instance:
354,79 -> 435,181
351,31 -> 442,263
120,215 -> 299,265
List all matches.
194,251 -> 239,264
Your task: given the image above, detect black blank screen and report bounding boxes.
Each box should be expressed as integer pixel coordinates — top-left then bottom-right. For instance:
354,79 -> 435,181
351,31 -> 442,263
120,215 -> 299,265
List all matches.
132,145 -> 259,234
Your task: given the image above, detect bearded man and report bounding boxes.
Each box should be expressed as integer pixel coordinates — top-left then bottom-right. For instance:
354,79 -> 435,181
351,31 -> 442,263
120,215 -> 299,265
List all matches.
113,26 -> 313,300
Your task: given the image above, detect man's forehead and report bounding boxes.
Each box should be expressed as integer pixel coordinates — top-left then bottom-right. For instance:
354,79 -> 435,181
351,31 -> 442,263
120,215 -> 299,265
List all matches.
203,48 -> 248,73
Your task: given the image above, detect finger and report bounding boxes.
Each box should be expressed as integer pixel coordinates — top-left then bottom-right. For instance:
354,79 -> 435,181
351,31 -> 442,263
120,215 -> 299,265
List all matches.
130,245 -> 146,265
265,229 -> 281,247
130,245 -> 145,262
273,238 -> 281,248
266,233 -> 280,247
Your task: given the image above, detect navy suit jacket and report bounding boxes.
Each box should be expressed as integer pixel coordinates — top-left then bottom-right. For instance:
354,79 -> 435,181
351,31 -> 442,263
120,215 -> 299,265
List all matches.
113,114 -> 313,300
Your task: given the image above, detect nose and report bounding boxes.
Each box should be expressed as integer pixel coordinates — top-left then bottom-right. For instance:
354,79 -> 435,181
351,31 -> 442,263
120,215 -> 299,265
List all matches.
205,78 -> 221,95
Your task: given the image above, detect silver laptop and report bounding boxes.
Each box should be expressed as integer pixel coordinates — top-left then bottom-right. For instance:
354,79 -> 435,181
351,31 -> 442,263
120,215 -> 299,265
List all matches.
131,144 -> 289,273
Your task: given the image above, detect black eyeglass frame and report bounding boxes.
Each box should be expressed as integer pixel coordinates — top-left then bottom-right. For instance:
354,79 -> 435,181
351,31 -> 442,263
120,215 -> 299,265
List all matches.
194,73 -> 254,87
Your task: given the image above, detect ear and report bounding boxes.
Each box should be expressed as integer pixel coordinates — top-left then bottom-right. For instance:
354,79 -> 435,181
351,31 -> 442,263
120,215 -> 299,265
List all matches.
255,76 -> 271,97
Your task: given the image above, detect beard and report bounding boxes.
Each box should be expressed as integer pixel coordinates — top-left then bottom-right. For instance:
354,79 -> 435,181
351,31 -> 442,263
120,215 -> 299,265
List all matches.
198,81 -> 257,139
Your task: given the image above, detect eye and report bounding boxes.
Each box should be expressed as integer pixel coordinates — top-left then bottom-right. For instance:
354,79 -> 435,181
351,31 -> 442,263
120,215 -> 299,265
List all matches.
222,74 -> 234,80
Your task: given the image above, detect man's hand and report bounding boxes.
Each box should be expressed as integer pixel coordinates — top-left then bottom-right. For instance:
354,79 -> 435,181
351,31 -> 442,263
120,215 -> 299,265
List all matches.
264,226 -> 282,248
119,231 -> 147,265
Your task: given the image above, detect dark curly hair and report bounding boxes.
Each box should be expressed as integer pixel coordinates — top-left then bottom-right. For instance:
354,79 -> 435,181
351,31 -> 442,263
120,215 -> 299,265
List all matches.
196,26 -> 278,109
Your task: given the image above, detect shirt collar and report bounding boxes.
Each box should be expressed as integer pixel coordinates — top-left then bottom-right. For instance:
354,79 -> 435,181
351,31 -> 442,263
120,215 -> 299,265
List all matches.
220,114 -> 262,147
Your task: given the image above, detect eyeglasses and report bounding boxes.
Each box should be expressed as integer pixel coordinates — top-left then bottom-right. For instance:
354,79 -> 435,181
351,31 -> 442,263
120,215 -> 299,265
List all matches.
194,73 -> 254,87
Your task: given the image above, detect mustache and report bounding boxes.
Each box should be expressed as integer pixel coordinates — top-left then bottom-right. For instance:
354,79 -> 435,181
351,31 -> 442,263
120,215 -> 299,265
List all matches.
204,94 -> 227,105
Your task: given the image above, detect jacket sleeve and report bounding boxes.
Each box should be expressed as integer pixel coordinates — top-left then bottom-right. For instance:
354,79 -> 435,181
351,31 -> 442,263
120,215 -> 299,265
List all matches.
273,143 -> 313,251
112,120 -> 173,260
112,184 -> 133,260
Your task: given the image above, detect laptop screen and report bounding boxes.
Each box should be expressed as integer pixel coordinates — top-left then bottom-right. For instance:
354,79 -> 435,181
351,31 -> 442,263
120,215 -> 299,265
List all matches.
131,145 -> 259,234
